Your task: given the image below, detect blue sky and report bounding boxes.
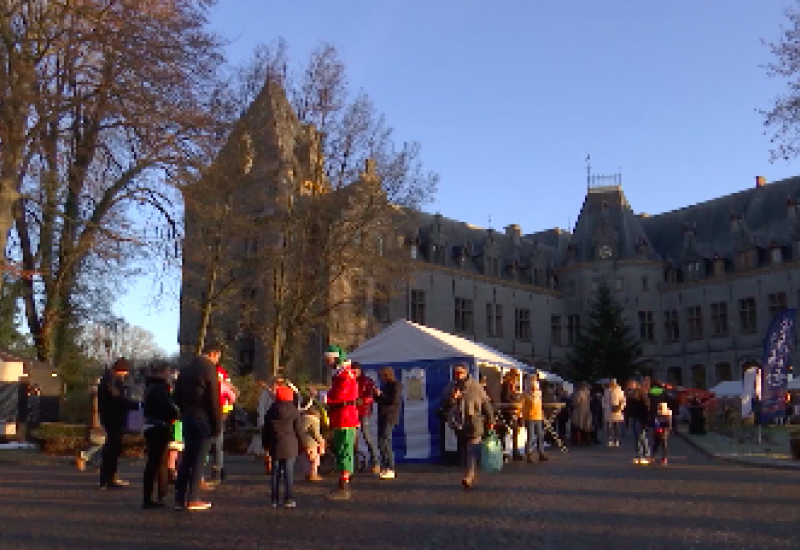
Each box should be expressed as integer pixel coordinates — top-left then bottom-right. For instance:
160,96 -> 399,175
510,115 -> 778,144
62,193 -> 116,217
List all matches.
116,0 -> 800,354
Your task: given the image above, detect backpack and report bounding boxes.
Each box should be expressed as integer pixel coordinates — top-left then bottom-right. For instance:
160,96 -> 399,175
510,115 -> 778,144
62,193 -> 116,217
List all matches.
447,393 -> 467,432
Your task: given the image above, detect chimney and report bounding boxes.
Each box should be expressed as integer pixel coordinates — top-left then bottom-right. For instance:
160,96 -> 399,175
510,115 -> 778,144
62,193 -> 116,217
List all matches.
756,176 -> 766,188
505,224 -> 521,244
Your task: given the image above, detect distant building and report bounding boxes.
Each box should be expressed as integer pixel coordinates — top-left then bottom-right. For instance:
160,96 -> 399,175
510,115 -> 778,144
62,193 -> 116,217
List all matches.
178,82 -> 800,387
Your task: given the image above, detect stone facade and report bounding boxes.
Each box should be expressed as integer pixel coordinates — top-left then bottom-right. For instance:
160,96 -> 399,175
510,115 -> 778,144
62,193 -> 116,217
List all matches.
178,81 -> 800,385
399,178 -> 800,388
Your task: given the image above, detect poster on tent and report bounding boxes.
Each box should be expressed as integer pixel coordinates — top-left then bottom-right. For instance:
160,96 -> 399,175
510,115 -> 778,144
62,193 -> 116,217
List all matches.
402,367 -> 430,459
760,309 -> 797,425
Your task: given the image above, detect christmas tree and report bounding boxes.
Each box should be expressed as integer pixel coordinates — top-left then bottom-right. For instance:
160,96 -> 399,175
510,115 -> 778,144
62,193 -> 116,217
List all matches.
568,283 -> 646,383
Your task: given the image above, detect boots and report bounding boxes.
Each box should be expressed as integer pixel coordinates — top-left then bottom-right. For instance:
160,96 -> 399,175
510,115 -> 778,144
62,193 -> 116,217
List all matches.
328,478 -> 352,500
526,453 -> 534,463
212,466 -> 225,483
538,452 -> 549,462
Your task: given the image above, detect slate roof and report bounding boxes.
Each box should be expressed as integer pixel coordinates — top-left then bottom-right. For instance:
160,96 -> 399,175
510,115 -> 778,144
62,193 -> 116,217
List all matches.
564,186 -> 662,265
411,210 -> 568,285
640,175 -> 800,266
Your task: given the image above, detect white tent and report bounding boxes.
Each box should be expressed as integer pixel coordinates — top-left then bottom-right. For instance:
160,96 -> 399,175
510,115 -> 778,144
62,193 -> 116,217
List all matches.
348,319 -> 535,463
710,380 -> 743,398
349,319 -> 536,371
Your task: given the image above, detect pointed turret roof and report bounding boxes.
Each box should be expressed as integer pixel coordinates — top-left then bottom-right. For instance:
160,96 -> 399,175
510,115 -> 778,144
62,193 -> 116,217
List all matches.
564,185 -> 661,265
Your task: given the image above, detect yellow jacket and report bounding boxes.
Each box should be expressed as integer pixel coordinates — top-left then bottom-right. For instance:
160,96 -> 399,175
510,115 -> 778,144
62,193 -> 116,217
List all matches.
522,389 -> 544,421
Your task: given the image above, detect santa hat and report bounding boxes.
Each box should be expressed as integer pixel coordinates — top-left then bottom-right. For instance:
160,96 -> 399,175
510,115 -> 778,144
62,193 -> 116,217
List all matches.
324,344 -> 347,365
275,385 -> 294,402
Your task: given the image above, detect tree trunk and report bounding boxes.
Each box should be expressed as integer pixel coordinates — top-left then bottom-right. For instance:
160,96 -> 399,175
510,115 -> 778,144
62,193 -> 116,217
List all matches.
196,264 -> 219,356
0,175 -> 22,297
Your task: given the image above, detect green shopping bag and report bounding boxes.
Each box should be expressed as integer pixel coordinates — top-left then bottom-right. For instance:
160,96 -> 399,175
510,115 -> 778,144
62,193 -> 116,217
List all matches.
480,430 -> 503,473
172,420 -> 183,443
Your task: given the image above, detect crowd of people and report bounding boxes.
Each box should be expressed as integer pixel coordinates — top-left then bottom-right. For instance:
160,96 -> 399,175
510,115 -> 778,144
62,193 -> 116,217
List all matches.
93,341 -> 403,510
556,378 -> 677,465
93,342 -> 681,511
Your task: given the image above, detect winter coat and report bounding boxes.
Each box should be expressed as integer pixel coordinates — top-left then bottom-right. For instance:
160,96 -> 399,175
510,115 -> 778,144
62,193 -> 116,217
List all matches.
173,355 -> 222,437
443,377 -> 494,440
571,387 -> 593,431
375,379 -> 402,426
326,364 -> 359,429
355,374 -> 377,418
298,414 -> 324,450
97,370 -> 137,431
626,389 -> 650,424
603,385 -> 626,423
143,377 -> 180,430
256,388 -> 274,428
521,388 -> 544,421
262,401 -> 303,460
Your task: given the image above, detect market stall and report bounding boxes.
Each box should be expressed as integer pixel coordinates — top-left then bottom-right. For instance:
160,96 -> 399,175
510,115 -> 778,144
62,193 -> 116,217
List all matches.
347,319 -> 538,463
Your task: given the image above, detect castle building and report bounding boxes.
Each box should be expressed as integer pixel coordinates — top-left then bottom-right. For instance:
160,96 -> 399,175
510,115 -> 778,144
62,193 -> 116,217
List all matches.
395,174 -> 800,389
178,82 -> 800,386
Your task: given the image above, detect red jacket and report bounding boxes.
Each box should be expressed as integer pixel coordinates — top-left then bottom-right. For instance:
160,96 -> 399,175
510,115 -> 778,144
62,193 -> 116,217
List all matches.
216,365 -> 237,412
327,365 -> 359,429
356,374 -> 376,418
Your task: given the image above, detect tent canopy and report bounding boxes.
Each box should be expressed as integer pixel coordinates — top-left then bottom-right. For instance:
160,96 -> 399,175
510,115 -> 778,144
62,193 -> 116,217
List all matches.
710,380 -> 743,398
349,319 -> 534,372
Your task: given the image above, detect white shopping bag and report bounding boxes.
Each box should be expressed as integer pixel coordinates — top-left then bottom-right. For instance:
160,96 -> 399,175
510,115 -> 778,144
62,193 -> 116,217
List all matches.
126,404 -> 144,433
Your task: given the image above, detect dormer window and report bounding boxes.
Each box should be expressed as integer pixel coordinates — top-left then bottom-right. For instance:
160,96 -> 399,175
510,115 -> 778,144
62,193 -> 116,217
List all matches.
686,261 -> 701,280
486,256 -> 500,277
735,249 -> 756,270
771,245 -> 782,264
713,255 -> 725,277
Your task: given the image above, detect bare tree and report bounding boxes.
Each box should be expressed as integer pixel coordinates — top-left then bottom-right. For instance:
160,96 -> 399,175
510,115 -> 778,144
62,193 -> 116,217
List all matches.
180,41 -> 436,378
1,1 -> 224,365
763,2 -> 800,160
80,320 -> 165,365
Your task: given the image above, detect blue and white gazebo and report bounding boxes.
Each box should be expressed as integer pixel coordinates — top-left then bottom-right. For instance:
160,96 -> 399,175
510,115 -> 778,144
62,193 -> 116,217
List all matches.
348,319 -> 537,463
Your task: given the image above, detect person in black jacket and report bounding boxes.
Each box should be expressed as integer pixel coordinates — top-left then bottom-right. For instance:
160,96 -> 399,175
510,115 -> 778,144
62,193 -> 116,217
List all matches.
626,383 -> 651,464
172,343 -> 222,511
97,358 -> 138,489
262,385 -> 303,508
142,361 -> 180,509
374,367 -> 402,480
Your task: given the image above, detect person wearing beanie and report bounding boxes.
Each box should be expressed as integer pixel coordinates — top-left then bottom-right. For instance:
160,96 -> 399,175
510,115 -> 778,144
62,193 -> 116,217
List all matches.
323,344 -> 359,500
97,358 -> 138,490
262,384 -> 303,508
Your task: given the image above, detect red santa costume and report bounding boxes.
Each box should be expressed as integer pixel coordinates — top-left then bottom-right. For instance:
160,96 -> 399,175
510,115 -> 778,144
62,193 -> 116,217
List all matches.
324,344 -> 358,498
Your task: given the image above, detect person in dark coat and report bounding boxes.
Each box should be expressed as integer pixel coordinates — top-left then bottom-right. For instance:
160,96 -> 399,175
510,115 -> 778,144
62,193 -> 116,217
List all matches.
97,358 -> 138,489
262,385 -> 303,508
373,367 -> 402,479
590,390 -> 603,444
142,361 -> 180,508
172,342 -> 222,511
626,383 -> 651,463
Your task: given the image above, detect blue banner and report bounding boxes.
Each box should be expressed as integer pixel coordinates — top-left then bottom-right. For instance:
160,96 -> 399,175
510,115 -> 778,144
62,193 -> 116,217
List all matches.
760,309 -> 797,425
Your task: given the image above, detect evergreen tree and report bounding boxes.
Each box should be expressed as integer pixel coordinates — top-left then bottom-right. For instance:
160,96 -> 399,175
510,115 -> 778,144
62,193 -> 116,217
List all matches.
568,283 -> 646,383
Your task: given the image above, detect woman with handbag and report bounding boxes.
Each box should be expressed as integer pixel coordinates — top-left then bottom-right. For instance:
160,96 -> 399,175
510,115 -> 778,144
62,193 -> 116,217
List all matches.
603,380 -> 626,447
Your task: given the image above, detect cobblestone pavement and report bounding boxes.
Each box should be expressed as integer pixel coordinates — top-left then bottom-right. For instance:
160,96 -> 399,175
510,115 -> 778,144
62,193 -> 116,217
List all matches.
1,436 -> 798,550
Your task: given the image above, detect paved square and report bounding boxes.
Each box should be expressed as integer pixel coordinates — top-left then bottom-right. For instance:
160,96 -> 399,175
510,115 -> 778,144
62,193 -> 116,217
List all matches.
1,437 -> 798,549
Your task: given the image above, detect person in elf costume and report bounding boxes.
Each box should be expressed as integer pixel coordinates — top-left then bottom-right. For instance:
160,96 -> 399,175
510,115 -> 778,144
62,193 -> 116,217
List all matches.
209,363 -> 238,483
324,344 -> 359,500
